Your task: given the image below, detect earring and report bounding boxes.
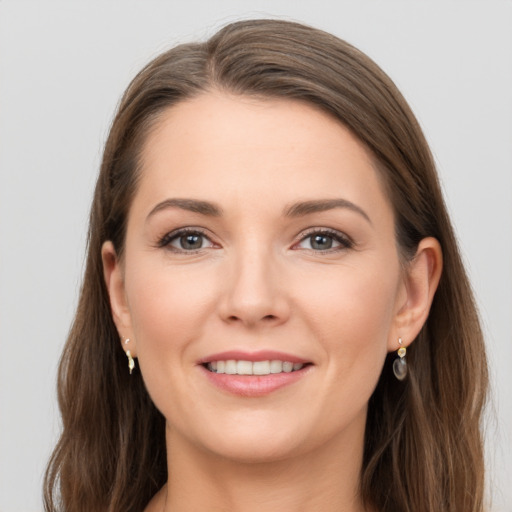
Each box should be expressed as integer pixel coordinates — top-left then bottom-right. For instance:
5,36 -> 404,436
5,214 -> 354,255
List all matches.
121,336 -> 135,374
392,337 -> 407,381
126,350 -> 135,375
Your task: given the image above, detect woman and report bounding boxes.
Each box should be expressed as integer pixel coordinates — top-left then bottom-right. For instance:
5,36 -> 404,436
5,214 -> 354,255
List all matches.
44,19 -> 488,512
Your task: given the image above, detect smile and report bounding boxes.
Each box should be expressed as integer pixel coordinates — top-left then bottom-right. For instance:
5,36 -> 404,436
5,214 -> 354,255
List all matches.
206,360 -> 305,375
199,351 -> 312,396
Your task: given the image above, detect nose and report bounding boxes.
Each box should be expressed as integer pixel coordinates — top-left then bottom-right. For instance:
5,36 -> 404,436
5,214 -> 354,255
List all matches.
217,246 -> 291,328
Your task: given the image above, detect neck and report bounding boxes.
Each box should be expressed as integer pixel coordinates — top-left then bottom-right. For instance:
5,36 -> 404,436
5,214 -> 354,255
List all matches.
148,420 -> 369,512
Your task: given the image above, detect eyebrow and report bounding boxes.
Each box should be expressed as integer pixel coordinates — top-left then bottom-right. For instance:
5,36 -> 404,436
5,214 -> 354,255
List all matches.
283,199 -> 372,224
147,198 -> 223,220
146,197 -> 371,224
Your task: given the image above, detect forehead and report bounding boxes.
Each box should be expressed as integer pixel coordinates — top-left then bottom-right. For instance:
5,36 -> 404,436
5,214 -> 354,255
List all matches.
134,91 -> 391,217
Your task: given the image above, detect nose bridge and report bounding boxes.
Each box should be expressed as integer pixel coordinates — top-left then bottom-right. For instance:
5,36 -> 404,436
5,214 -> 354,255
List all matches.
219,237 -> 288,326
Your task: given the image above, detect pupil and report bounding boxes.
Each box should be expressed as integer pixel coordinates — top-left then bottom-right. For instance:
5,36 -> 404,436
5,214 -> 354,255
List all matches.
181,234 -> 202,250
311,234 -> 332,250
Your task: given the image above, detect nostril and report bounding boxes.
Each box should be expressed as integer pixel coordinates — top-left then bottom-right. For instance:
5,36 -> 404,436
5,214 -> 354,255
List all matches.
226,314 -> 277,323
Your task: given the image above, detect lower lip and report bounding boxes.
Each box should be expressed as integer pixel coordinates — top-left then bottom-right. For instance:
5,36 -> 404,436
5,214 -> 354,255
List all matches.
200,365 -> 311,397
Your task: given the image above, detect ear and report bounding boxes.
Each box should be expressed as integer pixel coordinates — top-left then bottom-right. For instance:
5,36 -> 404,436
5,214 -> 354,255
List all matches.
101,241 -> 137,356
389,237 -> 443,351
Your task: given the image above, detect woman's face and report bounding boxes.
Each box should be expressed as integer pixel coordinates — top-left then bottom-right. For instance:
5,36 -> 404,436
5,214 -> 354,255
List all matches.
108,92 -> 408,462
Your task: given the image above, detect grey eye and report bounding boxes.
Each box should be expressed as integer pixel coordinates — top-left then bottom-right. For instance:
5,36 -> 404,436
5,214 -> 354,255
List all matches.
310,234 -> 334,250
297,233 -> 342,251
168,232 -> 212,251
177,234 -> 203,250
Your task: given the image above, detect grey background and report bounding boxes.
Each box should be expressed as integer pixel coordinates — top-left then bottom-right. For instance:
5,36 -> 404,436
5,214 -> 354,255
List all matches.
1,2 -> 511,511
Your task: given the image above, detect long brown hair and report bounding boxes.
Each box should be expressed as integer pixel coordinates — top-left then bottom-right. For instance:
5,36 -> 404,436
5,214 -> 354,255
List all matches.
44,19 -> 488,512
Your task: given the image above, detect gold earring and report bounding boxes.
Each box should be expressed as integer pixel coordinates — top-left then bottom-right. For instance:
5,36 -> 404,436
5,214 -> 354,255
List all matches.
393,337 -> 407,381
126,350 -> 135,375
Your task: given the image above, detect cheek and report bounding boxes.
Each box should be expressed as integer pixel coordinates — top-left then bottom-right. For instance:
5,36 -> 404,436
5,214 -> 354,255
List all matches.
290,263 -> 398,435
296,259 -> 399,381
302,261 -> 398,336
123,255 -> 222,371
123,259 -> 222,422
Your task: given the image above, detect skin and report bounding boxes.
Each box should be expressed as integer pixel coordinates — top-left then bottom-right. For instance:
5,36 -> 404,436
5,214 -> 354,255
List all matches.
103,92 -> 442,512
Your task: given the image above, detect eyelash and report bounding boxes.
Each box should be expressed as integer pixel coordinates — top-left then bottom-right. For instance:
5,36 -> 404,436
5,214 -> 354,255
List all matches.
293,228 -> 354,253
157,228 -> 214,253
157,227 -> 354,253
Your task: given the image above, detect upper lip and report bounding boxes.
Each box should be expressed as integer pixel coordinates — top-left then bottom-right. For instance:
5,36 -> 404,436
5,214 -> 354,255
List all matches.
197,350 -> 310,365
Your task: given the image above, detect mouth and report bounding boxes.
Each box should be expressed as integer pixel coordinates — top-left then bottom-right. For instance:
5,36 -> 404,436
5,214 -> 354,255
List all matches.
203,360 -> 309,375
198,351 -> 313,396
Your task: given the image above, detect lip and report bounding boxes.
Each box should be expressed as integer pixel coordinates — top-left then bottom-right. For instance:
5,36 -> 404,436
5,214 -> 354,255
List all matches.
200,364 -> 312,397
197,350 -> 313,397
197,350 -> 309,365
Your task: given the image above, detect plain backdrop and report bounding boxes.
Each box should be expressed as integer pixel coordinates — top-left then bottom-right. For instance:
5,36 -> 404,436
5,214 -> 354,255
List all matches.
1,2 -> 511,511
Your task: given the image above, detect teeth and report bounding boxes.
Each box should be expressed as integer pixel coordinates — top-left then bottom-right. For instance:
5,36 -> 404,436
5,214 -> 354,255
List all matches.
253,361 -> 270,375
225,360 -> 237,375
237,360 -> 253,375
270,360 -> 283,373
207,360 -> 305,375
282,361 -> 293,373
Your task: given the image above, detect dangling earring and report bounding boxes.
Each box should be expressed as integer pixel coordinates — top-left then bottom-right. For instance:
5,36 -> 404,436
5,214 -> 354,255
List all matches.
126,350 -> 135,375
392,337 -> 407,381
123,337 -> 135,374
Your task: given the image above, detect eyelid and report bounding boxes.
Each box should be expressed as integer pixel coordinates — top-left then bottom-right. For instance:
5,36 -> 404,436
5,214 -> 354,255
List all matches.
292,227 -> 354,251
156,226 -> 353,253
157,227 -> 217,251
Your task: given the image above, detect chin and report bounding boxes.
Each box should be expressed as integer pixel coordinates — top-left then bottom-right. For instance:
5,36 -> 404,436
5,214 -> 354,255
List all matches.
206,434 -> 304,464
199,419 -> 352,466
180,413 -> 312,464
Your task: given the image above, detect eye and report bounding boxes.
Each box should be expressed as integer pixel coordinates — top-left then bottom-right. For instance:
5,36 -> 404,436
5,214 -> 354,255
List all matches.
159,229 -> 215,252
295,229 -> 353,252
